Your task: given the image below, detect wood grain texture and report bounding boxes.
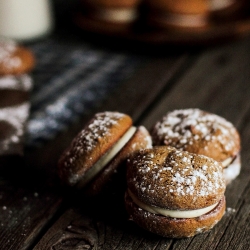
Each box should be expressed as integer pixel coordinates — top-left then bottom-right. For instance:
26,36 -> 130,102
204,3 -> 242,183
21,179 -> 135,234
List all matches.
33,36 -> 250,249
35,35 -> 250,250
0,52 -> 187,250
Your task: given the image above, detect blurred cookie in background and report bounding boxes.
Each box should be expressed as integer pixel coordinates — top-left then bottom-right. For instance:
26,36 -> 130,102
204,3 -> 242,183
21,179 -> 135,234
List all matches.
143,0 -> 209,29
0,39 -> 34,75
209,0 -> 247,22
79,0 -> 143,31
209,0 -> 246,21
0,39 -> 34,156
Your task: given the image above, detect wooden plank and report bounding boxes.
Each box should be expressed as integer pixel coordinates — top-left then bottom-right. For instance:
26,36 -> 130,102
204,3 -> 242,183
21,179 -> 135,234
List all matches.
25,53 -> 188,170
33,35 -> 250,249
0,54 -> 187,250
0,161 -> 63,250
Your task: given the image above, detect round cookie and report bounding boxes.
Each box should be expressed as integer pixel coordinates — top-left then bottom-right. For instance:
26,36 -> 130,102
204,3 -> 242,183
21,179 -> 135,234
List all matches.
58,112 -> 152,195
80,0 -> 142,27
209,0 -> 244,21
0,39 -> 35,75
151,109 -> 241,184
83,126 -> 152,195
144,0 -> 209,29
125,146 -> 226,238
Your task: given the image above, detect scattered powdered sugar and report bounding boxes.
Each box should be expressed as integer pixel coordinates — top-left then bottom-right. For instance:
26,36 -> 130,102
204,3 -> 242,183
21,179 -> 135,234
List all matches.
152,109 -> 238,154
226,207 -> 236,215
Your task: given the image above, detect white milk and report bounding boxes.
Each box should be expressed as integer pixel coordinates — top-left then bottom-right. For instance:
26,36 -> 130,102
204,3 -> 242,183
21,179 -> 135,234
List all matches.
0,0 -> 54,41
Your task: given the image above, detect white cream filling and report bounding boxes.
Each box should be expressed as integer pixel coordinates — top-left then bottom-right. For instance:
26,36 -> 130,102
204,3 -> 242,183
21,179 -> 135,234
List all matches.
210,0 -> 234,11
162,12 -> 207,28
128,189 -> 218,219
223,155 -> 241,184
77,126 -> 136,188
97,8 -> 137,23
222,157 -> 233,168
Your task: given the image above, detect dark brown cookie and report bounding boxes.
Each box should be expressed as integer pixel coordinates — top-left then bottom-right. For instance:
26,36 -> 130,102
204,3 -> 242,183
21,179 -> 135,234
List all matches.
151,109 -> 241,184
125,146 -> 226,238
58,112 -> 152,194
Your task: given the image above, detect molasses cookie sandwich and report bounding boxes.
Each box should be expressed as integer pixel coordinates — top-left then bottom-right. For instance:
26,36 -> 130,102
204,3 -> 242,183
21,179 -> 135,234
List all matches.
209,0 -> 244,21
58,111 -> 152,195
151,109 -> 241,184
0,39 -> 34,157
125,146 -> 226,238
0,39 -> 34,76
144,0 -> 209,29
80,0 -> 142,29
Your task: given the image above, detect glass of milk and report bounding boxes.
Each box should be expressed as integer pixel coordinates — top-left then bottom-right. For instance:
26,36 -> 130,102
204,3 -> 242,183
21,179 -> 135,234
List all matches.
0,0 -> 54,42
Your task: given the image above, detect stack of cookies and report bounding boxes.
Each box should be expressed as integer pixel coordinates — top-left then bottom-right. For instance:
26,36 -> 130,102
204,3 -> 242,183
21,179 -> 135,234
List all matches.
58,108 -> 241,238
79,0 -> 143,31
78,0 -> 245,30
0,39 -> 34,158
125,108 -> 240,238
58,112 -> 152,196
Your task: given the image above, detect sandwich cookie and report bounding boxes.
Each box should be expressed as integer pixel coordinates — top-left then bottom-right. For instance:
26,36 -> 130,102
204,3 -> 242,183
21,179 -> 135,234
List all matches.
209,0 -> 244,21
0,39 -> 34,157
80,0 -> 142,29
151,109 -> 241,184
144,0 -> 209,29
125,146 -> 226,238
0,39 -> 34,76
58,111 -> 152,195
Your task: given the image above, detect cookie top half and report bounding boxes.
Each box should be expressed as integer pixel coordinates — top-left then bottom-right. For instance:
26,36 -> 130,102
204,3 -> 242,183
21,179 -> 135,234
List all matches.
151,109 -> 240,162
127,146 -> 226,210
58,111 -> 132,186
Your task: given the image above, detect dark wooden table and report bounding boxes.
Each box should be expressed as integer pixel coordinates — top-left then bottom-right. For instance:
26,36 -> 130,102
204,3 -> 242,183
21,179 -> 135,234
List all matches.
1,5 -> 250,249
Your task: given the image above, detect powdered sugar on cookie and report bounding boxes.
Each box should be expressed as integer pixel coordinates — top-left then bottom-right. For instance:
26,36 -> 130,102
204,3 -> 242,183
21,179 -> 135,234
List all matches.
151,109 -> 240,160
127,147 -> 225,210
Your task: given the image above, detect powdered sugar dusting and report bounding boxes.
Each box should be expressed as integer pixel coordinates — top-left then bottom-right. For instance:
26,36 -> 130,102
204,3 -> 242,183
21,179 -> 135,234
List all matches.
152,109 -> 239,157
128,147 -> 225,209
62,112 -> 126,179
74,112 -> 124,152
0,40 -> 22,71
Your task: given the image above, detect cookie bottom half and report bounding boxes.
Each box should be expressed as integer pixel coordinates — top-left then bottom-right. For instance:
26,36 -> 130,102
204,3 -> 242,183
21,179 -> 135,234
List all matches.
125,192 -> 226,238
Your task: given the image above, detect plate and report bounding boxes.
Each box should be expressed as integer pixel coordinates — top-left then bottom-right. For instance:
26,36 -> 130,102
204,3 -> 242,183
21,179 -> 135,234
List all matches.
73,1 -> 250,46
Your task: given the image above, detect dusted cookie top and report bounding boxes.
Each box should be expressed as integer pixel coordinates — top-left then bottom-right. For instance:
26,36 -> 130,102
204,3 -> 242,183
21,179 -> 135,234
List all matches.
0,39 -> 35,75
58,111 -> 132,186
151,109 -> 240,161
127,146 -> 225,210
